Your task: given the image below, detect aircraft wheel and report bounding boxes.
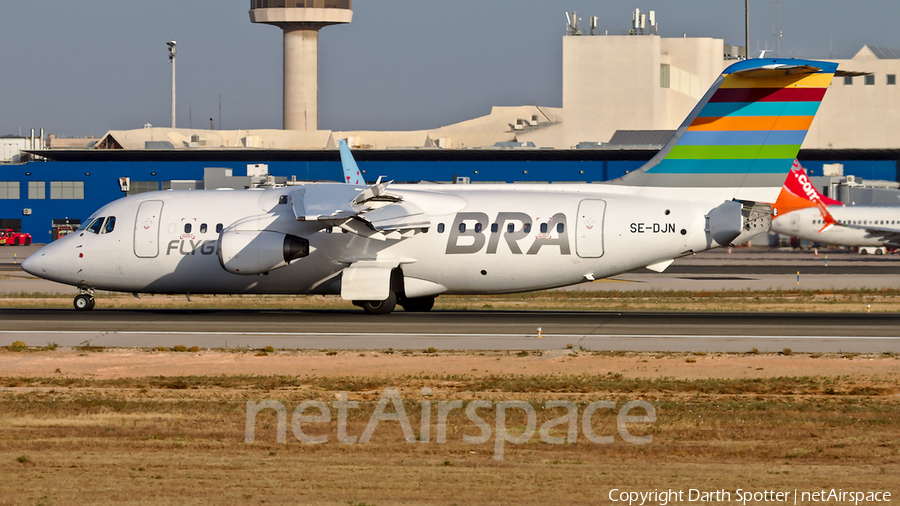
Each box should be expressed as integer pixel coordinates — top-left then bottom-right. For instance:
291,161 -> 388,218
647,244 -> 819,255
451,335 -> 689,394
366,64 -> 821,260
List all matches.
74,294 -> 95,311
360,292 -> 397,315
400,296 -> 435,312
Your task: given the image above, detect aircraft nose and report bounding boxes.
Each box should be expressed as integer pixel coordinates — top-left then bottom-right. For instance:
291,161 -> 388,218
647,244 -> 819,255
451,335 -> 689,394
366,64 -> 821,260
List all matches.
20,250 -> 46,277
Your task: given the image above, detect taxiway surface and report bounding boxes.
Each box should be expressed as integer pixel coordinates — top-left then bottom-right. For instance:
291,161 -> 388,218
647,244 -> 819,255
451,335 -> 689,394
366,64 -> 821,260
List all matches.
3,245 -> 900,353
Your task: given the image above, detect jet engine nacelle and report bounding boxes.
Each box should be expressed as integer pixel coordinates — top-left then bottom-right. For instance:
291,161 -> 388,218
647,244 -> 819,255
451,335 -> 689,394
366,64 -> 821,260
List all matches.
705,200 -> 743,247
217,230 -> 310,275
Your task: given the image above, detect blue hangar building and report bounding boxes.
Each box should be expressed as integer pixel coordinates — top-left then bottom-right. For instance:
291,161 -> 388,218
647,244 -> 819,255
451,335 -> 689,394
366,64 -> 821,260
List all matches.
3,147 -> 900,243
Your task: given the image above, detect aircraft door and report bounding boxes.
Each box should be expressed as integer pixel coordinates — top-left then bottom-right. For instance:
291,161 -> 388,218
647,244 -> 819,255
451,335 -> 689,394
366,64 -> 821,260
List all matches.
134,200 -> 164,258
576,199 -> 606,258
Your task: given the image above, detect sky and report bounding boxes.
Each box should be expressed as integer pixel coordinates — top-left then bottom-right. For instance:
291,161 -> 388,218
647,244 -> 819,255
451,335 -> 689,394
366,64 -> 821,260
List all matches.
1,0 -> 898,138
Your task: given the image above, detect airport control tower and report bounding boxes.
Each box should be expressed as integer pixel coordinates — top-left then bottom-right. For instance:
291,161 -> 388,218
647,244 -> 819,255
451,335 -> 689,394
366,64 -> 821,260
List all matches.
250,1 -> 352,130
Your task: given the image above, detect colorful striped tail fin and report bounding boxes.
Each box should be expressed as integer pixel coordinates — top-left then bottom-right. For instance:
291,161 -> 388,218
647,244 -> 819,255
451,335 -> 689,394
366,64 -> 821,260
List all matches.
617,58 -> 839,202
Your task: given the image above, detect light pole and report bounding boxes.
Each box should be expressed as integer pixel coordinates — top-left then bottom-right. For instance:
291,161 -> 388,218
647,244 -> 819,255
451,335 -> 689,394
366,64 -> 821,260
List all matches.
167,41 -> 176,128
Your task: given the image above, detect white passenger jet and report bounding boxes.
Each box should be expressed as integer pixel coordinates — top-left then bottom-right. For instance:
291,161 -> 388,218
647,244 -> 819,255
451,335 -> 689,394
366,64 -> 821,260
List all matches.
771,163 -> 900,249
24,58 -> 844,313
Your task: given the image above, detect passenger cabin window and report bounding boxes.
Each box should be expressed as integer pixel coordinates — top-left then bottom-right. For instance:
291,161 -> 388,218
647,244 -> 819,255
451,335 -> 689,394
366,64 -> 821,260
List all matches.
102,217 -> 116,234
200,223 -> 208,234
474,223 -> 483,233
523,223 -> 532,233
540,223 -> 548,234
437,224 -> 445,233
507,223 -> 515,233
87,217 -> 105,234
184,223 -> 192,234
557,223 -> 565,233
216,223 -> 223,233
491,223 -> 499,233
459,223 -> 466,233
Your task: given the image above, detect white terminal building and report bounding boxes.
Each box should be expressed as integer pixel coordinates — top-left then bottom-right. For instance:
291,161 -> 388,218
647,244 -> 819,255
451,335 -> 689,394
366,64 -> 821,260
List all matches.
65,8 -> 900,154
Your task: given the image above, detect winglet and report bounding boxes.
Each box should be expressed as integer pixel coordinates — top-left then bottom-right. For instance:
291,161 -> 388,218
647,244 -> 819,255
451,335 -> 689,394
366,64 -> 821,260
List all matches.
338,139 -> 365,185
815,198 -> 839,233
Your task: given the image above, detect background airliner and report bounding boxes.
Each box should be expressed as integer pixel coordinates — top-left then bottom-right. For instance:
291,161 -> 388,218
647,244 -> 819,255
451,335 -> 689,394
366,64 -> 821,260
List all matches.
23,58 -> 843,313
771,162 -> 900,249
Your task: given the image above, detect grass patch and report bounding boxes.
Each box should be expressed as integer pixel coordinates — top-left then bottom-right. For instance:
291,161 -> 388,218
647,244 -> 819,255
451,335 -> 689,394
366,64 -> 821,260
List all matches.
1,372 -> 896,396
0,355 -> 896,504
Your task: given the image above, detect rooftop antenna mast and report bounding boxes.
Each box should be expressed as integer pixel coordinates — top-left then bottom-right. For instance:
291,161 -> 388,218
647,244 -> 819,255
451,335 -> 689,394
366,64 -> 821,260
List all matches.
770,0 -> 782,56
167,41 -> 177,129
630,9 -> 652,35
566,12 -> 581,36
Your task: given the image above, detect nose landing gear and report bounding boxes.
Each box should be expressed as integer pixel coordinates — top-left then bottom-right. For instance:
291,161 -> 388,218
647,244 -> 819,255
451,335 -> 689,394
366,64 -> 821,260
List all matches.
74,289 -> 95,311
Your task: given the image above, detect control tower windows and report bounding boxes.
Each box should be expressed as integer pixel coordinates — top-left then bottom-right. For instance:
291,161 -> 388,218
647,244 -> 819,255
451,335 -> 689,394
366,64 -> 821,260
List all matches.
251,0 -> 351,8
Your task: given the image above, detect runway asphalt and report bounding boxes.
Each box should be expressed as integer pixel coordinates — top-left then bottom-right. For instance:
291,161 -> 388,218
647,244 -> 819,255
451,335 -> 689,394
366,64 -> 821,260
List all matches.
1,308 -> 897,353
2,244 -> 899,353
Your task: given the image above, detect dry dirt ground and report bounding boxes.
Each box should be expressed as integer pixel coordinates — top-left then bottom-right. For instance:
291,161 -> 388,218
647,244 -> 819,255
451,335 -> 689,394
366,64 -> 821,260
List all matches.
1,348 -> 898,505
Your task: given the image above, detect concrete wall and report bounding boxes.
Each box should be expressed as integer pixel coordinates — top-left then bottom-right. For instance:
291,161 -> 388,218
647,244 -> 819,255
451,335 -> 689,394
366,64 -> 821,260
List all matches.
805,47 -> 900,149
1,138 -> 28,163
660,37 -> 726,129
562,35 -> 729,148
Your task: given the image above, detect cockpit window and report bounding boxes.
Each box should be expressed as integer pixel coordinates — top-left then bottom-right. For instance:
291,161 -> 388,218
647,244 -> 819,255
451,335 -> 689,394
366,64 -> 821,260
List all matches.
102,216 -> 116,234
77,218 -> 95,231
87,217 -> 105,234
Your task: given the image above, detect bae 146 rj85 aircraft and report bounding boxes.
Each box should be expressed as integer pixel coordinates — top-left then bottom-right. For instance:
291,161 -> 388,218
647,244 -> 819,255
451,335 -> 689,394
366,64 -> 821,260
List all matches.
24,58 -> 847,314
771,162 -> 900,249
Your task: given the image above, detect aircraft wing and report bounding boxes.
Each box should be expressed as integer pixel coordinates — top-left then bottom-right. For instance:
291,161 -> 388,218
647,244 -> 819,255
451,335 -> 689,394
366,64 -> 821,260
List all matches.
835,222 -> 900,247
814,200 -> 900,246
289,180 -> 430,241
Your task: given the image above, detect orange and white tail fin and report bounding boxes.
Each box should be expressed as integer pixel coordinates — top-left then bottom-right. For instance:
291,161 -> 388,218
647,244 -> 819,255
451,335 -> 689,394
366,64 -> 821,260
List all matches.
772,160 -> 843,216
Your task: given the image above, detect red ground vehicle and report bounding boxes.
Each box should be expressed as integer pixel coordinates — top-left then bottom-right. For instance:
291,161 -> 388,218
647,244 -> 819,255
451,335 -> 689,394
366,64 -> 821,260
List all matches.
0,229 -> 32,246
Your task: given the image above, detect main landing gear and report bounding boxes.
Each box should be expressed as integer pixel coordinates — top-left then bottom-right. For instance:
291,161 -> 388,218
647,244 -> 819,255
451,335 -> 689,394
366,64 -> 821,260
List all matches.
357,291 -> 397,315
354,293 -> 436,315
74,289 -> 95,311
398,295 -> 435,313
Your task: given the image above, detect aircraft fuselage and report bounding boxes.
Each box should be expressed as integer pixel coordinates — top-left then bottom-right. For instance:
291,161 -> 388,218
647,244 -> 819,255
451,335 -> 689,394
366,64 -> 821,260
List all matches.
26,184 -> 715,297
